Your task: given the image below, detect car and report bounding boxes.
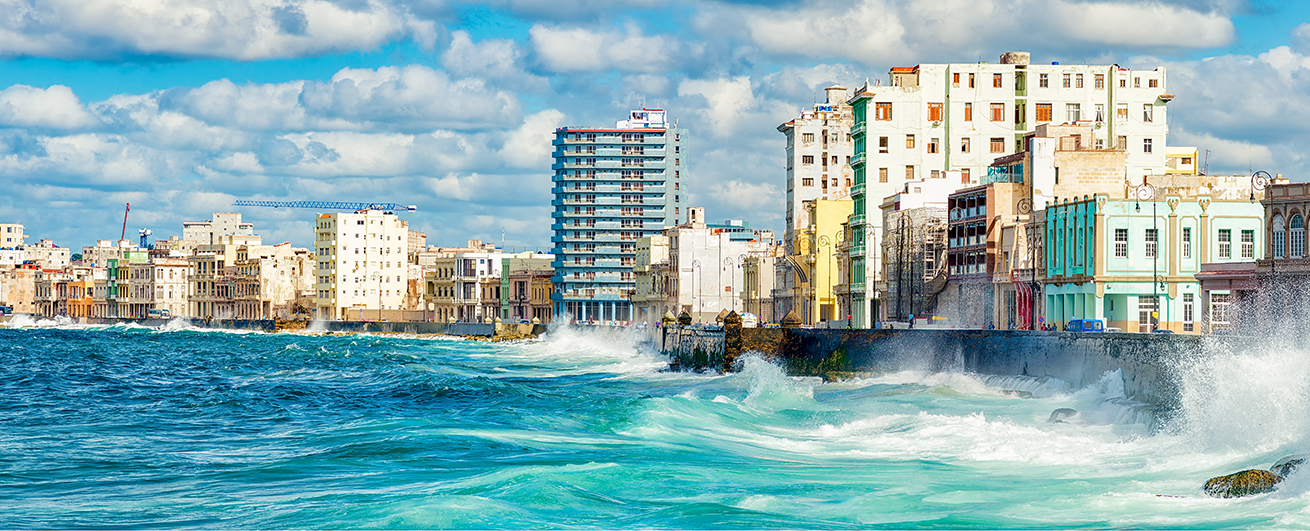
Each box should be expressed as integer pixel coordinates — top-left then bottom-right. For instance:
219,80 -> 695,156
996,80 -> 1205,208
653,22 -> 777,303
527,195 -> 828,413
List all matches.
1152,329 -> 1176,334
1106,327 -> 1123,333
0,305 -> 11,316
1066,319 -> 1105,332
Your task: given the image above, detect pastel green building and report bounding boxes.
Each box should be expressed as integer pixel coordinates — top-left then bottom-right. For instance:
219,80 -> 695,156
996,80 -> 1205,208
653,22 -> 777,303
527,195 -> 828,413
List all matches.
1044,193 -> 1263,332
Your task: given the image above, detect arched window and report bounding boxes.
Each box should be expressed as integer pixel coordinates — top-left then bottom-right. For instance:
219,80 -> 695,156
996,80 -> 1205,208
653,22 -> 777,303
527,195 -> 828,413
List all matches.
1292,214 -> 1305,259
1273,214 -> 1287,259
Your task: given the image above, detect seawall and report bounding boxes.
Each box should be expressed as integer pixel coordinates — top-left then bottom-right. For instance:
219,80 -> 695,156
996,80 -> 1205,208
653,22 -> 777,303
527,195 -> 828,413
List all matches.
660,326 -> 1253,413
8,316 -> 548,338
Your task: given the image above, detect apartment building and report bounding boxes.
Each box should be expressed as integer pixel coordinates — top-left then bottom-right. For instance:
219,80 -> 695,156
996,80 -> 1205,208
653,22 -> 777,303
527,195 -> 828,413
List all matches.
500,252 -> 554,322
125,258 -> 190,318
423,248 -> 508,322
232,243 -> 315,320
847,51 -> 1174,328
313,210 -> 410,320
24,239 -> 70,269
551,108 -> 685,322
0,224 -> 24,248
778,86 -> 855,252
183,212 -> 255,245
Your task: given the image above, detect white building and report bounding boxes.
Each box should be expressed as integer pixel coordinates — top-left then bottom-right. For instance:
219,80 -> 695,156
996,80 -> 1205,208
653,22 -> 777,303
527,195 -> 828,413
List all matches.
24,239 -> 70,269
314,210 -> 410,320
0,224 -> 24,248
127,258 -> 190,318
778,86 -> 855,252
183,212 -> 255,245
847,51 -> 1174,328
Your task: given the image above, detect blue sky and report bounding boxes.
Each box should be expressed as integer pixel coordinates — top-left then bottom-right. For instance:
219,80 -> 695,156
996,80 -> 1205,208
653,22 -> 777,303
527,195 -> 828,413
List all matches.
1,0 -> 1309,251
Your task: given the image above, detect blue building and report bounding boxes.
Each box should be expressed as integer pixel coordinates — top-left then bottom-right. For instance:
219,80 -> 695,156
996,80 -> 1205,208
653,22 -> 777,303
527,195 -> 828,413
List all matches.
550,109 -> 686,322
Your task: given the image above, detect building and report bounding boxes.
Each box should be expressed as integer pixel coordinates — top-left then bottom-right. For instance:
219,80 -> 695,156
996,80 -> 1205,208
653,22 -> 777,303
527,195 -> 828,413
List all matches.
183,212 -> 255,245
24,239 -> 70,269
313,210 -> 410,320
125,258 -> 190,318
847,51 -> 1175,328
632,235 -> 671,323
232,243 -> 315,320
500,252 -> 554,322
423,245 -> 508,323
778,86 -> 855,252
741,244 -> 784,323
81,240 -> 141,268
635,208 -> 775,325
0,266 -> 36,314
551,108 -> 686,322
1044,181 -> 1264,333
0,224 -> 24,248
774,200 -> 853,326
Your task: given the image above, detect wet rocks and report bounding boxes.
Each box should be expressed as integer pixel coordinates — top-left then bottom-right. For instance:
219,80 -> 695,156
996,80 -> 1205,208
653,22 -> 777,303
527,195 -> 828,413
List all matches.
1204,469 -> 1283,498
1047,408 -> 1078,423
1271,454 -> 1308,478
1204,455 -> 1308,498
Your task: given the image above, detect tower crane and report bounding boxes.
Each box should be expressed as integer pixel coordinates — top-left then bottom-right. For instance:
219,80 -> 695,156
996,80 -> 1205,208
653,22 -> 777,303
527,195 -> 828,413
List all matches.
232,200 -> 417,212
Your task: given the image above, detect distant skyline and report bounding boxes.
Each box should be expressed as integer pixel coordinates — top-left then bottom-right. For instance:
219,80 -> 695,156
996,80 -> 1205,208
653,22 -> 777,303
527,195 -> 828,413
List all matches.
2,0 -> 1309,251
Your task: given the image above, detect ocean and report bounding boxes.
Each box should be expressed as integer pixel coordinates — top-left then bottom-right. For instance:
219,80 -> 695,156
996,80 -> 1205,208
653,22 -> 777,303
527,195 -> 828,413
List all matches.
1,320 -> 1308,528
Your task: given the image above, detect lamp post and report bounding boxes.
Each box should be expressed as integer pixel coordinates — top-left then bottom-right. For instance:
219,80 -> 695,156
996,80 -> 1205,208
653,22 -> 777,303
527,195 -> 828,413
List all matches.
722,257 -> 734,314
691,259 -> 702,323
817,234 -> 832,322
1135,181 -> 1159,332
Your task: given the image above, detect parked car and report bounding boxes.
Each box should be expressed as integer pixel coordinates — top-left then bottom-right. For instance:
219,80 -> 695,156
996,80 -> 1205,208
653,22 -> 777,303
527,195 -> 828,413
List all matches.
0,305 -> 11,316
1066,319 -> 1105,332
1152,329 -> 1176,334
1106,327 -> 1123,333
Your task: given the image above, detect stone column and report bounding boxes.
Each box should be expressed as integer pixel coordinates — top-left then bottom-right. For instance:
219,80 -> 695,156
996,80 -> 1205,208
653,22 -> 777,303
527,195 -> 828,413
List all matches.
1198,196 -> 1212,263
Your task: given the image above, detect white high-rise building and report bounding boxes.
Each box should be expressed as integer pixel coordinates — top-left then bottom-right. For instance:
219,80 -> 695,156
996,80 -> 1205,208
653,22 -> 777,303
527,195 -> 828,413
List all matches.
183,213 -> 255,245
847,51 -> 1174,328
313,210 -> 409,320
777,86 -> 855,253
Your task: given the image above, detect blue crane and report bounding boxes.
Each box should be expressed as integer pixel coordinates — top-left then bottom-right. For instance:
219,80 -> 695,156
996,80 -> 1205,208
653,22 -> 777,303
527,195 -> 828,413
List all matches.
232,200 -> 417,212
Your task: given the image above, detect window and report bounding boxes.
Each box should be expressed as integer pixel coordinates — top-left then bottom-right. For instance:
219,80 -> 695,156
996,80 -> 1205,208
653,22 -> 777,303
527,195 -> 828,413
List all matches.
1134,77 -> 1141,88
802,155 -> 814,165
1115,228 -> 1127,258
1182,227 -> 1192,259
931,170 -> 940,179
989,137 -> 1004,153
1292,214 -> 1305,258
928,138 -> 939,154
1066,103 -> 1081,122
1120,78 -> 1127,88
1063,73 -> 1071,88
928,103 -> 943,121
952,72 -> 960,87
1039,73 -> 1049,88
1143,104 -> 1153,123
968,73 -> 975,88
879,167 -> 888,183
1116,103 -> 1128,121
1095,104 -> 1105,122
1149,78 -> 1159,88
1036,103 -> 1052,122
905,165 -> 914,180
1145,228 -> 1158,258
1183,293 -> 1194,332
991,103 -> 1005,121
1273,215 -> 1286,259
879,136 -> 889,153
961,168 -> 971,183
960,137 -> 971,153
1095,74 -> 1104,89
1242,229 -> 1255,259
1117,135 -> 1127,150
964,103 -> 973,121
1219,229 -> 1232,259
1139,295 -> 1158,332
993,73 -> 1002,88
875,102 -> 892,120
906,134 -> 916,149
802,132 -> 814,143
802,178 -> 813,187
1212,293 -> 1231,325
1075,74 -> 1084,88
1143,138 -> 1153,153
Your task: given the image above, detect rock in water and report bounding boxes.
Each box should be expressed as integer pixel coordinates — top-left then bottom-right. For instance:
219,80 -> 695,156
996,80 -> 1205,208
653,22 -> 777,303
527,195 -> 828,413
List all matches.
1271,455 -> 1308,478
1047,408 -> 1078,423
1203,469 -> 1284,498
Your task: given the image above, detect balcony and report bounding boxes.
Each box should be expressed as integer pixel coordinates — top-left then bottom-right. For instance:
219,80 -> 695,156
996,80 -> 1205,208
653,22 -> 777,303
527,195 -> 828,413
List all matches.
851,152 -> 866,167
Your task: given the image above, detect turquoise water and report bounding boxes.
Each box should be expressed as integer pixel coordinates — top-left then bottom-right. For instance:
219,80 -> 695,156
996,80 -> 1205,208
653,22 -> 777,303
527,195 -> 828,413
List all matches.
1,322 -> 1309,528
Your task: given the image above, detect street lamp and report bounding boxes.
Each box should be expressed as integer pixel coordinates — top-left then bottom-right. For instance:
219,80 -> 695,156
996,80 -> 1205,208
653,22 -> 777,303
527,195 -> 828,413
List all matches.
1135,181 -> 1161,331
817,234 -> 832,322
691,259 -> 702,323
1251,170 -> 1272,203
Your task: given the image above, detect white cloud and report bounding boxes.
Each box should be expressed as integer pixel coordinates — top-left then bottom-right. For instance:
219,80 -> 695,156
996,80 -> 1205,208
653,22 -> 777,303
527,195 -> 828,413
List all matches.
0,85 -> 100,129
677,76 -> 758,138
0,0 -> 420,60
301,65 -> 522,130
529,23 -> 682,73
499,109 -> 566,169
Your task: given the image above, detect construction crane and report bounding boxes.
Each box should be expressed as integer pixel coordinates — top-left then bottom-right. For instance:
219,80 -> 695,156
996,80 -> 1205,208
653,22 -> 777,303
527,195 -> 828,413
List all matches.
232,200 -> 417,212
120,203 -> 130,242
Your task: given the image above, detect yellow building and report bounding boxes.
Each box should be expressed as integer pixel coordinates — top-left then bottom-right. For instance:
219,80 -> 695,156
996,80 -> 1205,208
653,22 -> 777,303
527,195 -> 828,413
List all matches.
782,199 -> 853,325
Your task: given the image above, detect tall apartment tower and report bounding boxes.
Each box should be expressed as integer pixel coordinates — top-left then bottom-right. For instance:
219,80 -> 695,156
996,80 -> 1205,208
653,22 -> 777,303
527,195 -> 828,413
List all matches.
550,109 -> 686,322
847,51 -> 1173,329
777,86 -> 855,253
313,210 -> 409,320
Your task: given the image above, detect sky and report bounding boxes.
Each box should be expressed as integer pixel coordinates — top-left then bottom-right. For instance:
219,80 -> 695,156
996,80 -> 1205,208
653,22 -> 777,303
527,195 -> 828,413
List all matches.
2,0 -> 1310,252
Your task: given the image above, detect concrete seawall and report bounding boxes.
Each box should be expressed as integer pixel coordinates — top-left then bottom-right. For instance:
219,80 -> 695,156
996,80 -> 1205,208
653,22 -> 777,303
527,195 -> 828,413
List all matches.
661,326 -> 1252,413
7,316 -> 548,338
